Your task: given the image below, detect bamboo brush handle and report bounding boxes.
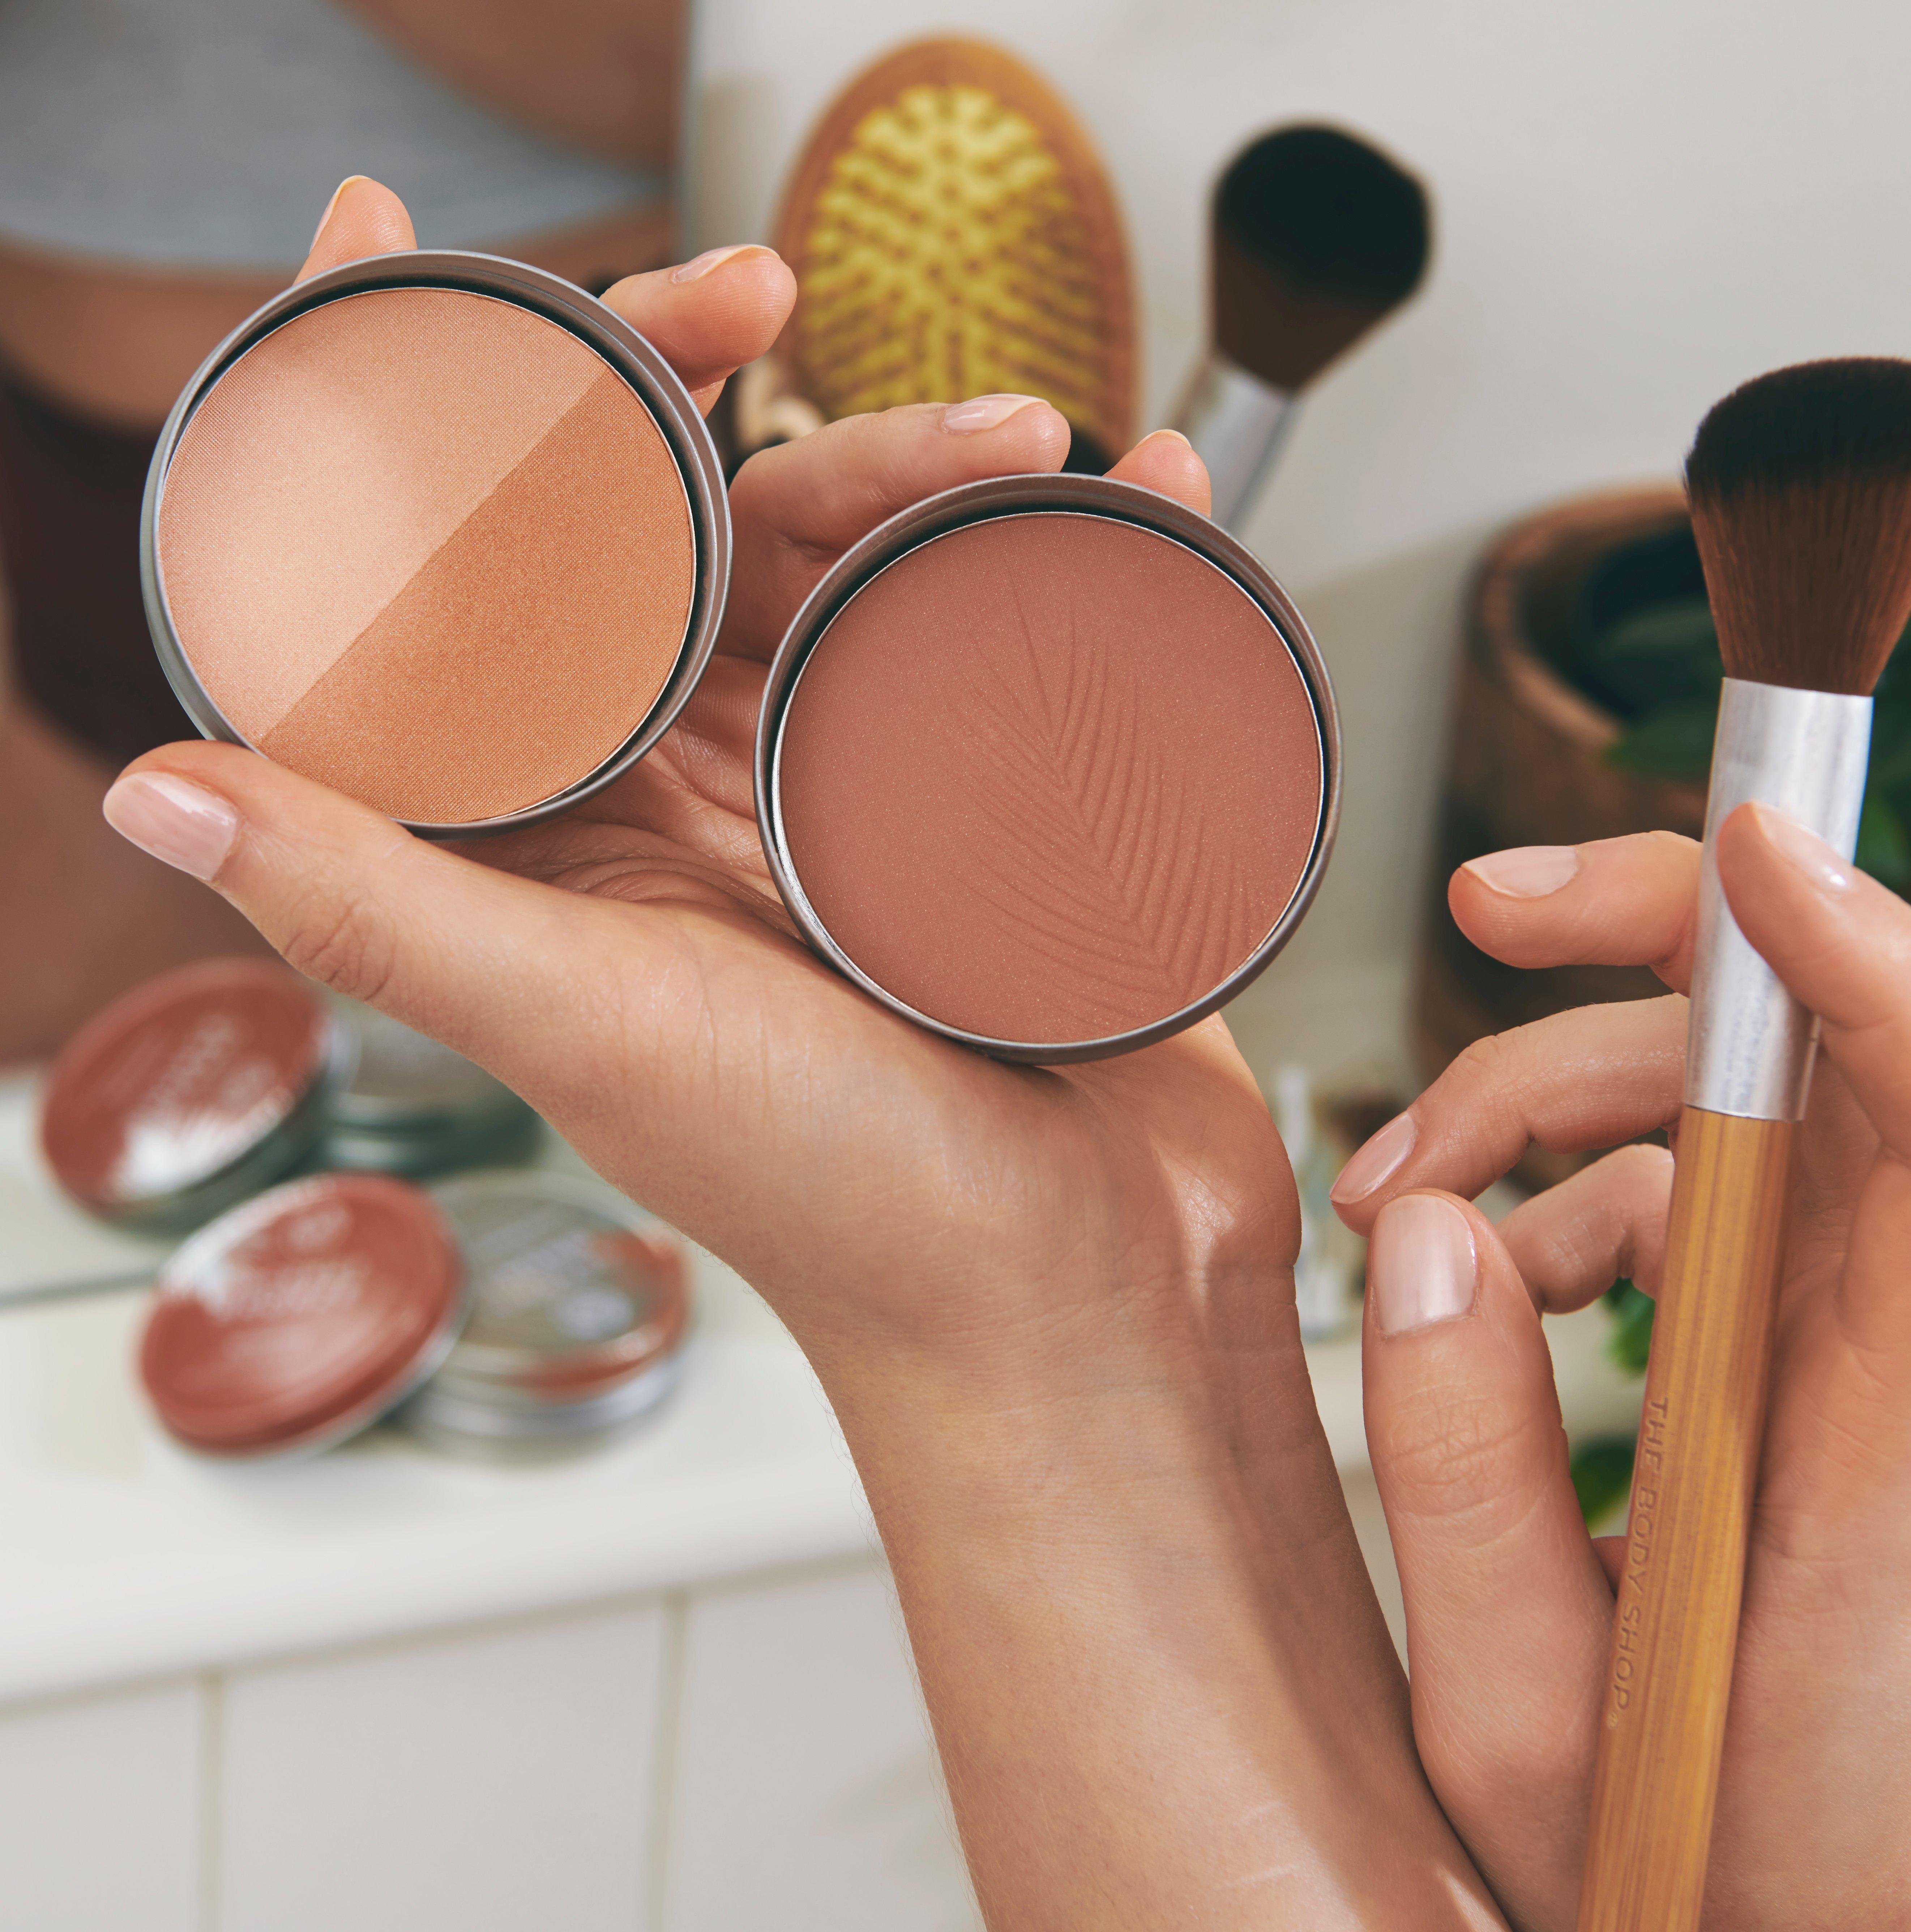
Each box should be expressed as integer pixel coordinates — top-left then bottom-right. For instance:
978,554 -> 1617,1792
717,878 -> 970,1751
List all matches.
1576,1105 -> 1794,1932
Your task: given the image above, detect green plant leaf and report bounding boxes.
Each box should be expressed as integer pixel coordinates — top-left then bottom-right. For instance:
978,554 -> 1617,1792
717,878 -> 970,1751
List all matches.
1857,787 -> 1911,891
1587,599 -> 1719,662
1570,1435 -> 1637,1528
1605,700 -> 1720,781
1604,1277 -> 1654,1378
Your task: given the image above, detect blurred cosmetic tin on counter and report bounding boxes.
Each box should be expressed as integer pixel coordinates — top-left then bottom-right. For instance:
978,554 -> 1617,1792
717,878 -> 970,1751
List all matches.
135,1168 -> 691,1464
38,961 -> 542,1234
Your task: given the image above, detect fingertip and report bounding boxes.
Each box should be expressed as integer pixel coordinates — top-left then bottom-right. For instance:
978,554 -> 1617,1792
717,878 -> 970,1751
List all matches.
602,246 -> 797,385
1105,428 -> 1211,516
296,176 -> 415,282
1450,829 -> 1702,988
103,766 -> 240,884
1368,1190 -> 1480,1338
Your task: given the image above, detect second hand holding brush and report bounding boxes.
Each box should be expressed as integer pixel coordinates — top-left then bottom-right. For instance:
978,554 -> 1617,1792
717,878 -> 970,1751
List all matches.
1577,359 -> 1911,1932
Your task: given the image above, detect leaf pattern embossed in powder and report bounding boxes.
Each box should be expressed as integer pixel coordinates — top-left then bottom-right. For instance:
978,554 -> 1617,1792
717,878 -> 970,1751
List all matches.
777,514 -> 1323,1046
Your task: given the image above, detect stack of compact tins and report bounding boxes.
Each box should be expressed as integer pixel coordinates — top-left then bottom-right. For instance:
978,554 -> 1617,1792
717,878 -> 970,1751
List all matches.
38,959 -> 690,1462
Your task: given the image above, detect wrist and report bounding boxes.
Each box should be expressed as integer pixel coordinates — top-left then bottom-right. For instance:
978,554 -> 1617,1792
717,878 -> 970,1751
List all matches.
817,1284 -> 1500,1928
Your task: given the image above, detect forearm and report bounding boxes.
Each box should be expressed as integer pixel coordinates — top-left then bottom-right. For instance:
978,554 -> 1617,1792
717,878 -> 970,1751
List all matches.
815,1305 -> 1506,1931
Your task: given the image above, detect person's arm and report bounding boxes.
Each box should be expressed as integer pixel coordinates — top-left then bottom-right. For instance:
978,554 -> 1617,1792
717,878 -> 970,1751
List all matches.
96,177 -> 1506,1928
1337,819 -> 1911,1931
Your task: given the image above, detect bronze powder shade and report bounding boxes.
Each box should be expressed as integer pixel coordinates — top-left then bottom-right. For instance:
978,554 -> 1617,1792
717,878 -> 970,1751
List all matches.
756,475 -> 1339,1061
141,253 -> 729,836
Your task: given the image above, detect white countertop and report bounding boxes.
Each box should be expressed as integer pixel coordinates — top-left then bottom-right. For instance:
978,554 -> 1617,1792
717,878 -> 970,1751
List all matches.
0,1063 -> 1641,1705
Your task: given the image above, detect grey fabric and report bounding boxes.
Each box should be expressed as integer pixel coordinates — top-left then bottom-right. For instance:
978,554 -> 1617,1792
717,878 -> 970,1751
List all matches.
0,0 -> 662,269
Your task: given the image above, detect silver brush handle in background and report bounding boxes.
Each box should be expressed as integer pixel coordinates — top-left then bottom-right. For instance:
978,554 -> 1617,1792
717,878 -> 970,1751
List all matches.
1175,355 -> 1296,531
1686,677 -> 1872,1120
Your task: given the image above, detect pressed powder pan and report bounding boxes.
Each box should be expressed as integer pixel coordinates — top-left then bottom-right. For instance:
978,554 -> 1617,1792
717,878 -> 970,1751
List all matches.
756,474 -> 1339,1061
141,252 -> 729,836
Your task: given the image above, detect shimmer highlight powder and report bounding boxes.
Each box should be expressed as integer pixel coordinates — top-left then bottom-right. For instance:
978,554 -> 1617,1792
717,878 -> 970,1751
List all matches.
760,478 -> 1337,1059
145,254 -> 727,832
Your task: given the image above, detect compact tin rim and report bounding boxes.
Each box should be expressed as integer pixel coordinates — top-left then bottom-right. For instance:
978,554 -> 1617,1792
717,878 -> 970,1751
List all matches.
418,1170 -> 689,1397
752,473 -> 1342,1064
140,249 -> 731,841
140,1172 -> 472,1461
38,958 -> 358,1233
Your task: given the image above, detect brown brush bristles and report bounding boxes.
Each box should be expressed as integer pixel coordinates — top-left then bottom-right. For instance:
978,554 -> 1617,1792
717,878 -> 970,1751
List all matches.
1213,125 -> 1431,392
1686,357 -> 1911,695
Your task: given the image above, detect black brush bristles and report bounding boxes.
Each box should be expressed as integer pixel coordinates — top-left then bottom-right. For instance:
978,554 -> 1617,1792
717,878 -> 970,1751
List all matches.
1686,357 -> 1911,696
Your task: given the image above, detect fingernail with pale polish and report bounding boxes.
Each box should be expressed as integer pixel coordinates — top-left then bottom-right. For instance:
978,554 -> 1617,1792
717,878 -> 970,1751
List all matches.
1463,845 -> 1581,898
1370,1194 -> 1478,1336
103,773 -> 238,881
1748,802 -> 1855,895
670,244 -> 763,283
941,393 -> 1043,433
311,175 -> 364,248
1330,1110 -> 1417,1206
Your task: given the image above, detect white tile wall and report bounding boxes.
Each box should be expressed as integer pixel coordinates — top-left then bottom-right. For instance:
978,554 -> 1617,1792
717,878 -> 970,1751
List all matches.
664,1556 -> 981,1932
215,1601 -> 667,1932
0,1677 -> 205,1932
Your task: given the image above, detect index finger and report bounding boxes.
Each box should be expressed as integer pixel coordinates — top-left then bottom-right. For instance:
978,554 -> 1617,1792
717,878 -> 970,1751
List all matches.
720,418 -> 1206,663
1452,829 -> 1703,992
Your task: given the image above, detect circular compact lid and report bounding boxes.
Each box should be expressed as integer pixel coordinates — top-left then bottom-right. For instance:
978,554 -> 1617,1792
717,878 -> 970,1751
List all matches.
427,1173 -> 688,1404
40,958 -> 341,1219
140,1173 -> 465,1456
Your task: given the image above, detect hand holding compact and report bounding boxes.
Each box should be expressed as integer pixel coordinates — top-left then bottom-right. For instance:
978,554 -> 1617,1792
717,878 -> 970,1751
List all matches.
1336,817 -> 1911,1930
105,180 -> 1501,1929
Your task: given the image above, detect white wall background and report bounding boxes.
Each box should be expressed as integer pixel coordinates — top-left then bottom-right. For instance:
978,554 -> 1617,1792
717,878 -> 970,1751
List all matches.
687,1 -> 1911,1066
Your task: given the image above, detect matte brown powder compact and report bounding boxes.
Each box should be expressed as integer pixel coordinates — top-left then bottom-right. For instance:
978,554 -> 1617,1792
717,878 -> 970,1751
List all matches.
140,253 -> 728,834
756,475 -> 1340,1061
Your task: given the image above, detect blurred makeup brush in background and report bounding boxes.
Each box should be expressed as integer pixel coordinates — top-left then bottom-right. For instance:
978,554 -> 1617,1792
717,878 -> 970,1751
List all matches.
1177,124 -> 1431,530
1577,357 -> 1911,1932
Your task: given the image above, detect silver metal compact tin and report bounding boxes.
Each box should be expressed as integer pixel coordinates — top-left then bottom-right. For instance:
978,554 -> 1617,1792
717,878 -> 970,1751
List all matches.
39,957 -> 359,1235
753,474 -> 1342,1063
318,999 -> 542,1178
140,250 -> 730,840
394,1172 -> 690,1463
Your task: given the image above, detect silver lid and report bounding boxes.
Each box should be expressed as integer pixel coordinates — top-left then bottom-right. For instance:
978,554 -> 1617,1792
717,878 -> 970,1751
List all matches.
326,1000 -> 528,1130
416,1171 -> 688,1404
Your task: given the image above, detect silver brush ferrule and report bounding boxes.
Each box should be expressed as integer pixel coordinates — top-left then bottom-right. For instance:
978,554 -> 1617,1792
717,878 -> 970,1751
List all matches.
1686,677 -> 1871,1119
1175,355 -> 1295,531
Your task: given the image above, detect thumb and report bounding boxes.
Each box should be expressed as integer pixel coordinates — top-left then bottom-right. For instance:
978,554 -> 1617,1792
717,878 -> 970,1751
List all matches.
100,743 -> 633,1099
1363,1189 -> 1612,1929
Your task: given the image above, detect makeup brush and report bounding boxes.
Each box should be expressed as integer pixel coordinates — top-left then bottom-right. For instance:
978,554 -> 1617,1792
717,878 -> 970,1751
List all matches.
1577,357 -> 1911,1932
1175,125 -> 1431,530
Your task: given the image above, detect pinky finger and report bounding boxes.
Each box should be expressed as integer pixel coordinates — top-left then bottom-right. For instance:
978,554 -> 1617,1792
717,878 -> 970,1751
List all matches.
1496,1141 -> 1675,1314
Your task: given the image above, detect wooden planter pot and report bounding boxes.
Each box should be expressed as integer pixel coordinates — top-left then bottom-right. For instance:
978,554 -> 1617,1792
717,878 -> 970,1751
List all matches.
1413,485 -> 1707,1183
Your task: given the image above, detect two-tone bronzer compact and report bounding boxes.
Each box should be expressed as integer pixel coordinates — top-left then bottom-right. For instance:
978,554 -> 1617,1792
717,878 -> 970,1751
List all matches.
142,252 -> 728,834
142,258 -> 1337,1061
